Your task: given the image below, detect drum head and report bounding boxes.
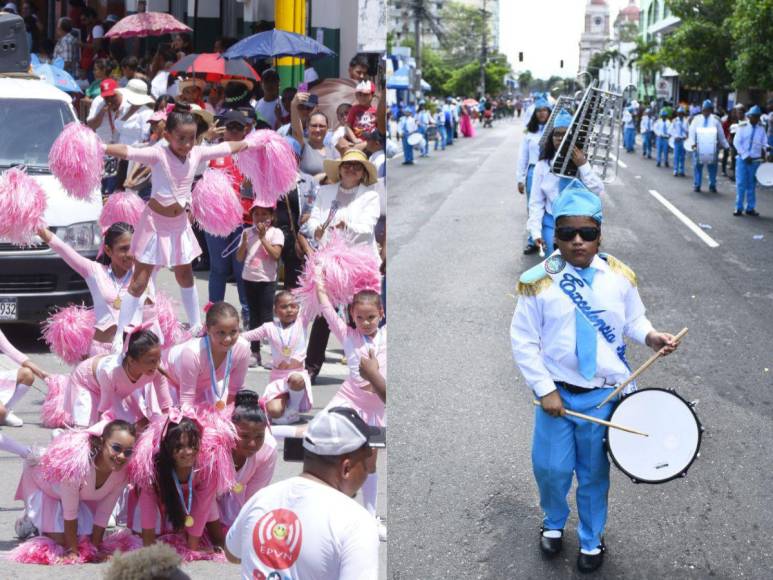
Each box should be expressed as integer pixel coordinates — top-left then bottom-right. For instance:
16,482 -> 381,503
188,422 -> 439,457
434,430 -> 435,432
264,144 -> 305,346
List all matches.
757,163 -> 773,187
606,389 -> 702,484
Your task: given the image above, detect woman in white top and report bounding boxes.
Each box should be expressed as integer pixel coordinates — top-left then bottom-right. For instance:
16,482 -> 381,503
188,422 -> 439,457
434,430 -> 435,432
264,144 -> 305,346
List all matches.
292,92 -> 339,183
517,98 -> 551,254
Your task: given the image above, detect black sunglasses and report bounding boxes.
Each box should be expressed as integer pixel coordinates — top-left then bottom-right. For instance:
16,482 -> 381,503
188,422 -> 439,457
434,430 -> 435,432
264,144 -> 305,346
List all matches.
555,226 -> 601,242
109,443 -> 134,458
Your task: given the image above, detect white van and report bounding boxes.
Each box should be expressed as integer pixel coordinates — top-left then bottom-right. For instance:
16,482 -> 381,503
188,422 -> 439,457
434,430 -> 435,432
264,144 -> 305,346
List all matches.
0,74 -> 102,323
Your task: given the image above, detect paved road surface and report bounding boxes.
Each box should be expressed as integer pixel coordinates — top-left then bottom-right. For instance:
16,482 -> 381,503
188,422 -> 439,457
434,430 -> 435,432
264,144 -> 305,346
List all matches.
0,272 -> 387,578
388,117 -> 773,579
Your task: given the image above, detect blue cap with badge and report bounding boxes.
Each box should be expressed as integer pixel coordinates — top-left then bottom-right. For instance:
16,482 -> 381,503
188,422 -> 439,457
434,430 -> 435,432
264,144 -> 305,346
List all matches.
553,109 -> 574,129
551,179 -> 603,224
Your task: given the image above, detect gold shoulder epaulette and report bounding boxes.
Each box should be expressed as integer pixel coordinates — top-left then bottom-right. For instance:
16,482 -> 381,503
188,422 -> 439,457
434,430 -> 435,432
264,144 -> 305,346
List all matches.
604,254 -> 638,287
517,277 -> 552,296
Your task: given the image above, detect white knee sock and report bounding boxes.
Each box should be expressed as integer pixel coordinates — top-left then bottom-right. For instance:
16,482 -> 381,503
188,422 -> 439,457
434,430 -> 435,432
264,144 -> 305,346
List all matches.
287,388 -> 304,413
4,383 -> 30,411
113,293 -> 142,351
361,472 -> 378,516
180,286 -> 202,329
0,432 -> 30,458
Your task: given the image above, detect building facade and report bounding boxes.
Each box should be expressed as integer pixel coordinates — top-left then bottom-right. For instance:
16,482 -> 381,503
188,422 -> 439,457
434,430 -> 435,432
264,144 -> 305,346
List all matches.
578,0 -> 610,73
638,0 -> 680,102
597,0 -> 639,94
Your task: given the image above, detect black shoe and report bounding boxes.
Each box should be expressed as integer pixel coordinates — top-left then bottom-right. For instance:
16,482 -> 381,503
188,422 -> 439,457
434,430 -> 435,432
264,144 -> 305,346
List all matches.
656,163 -> 661,167
693,186 -> 700,192
746,209 -> 760,216
539,528 -> 563,558
733,210 -> 743,216
523,244 -> 538,255
665,163 -> 670,168
577,542 -> 605,573
709,186 -> 717,193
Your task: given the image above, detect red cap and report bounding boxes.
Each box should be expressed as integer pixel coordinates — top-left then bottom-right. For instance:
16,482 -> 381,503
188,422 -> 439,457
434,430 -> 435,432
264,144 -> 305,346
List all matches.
100,78 -> 118,97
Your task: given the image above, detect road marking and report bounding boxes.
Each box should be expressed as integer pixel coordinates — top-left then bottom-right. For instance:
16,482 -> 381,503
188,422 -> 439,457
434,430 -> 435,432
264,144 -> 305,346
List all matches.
648,189 -> 720,248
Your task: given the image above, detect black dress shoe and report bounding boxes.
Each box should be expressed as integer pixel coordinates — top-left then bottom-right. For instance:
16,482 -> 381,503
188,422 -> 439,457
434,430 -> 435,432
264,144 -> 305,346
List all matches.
709,186 -> 717,193
523,244 -> 539,255
577,542 -> 605,573
746,209 -> 760,216
539,528 -> 563,558
733,210 -> 743,216
693,186 -> 701,192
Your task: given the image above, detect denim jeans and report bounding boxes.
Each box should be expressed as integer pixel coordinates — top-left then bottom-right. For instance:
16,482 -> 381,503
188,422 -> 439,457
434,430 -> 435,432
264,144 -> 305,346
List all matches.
204,229 -> 249,323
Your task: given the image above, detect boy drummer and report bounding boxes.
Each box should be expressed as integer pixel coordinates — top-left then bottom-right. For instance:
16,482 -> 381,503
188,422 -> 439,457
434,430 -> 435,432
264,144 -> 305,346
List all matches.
510,181 -> 679,573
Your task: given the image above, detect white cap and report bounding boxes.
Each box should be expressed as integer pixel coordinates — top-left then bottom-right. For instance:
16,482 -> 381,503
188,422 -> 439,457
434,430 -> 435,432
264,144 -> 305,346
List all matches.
355,80 -> 375,94
3,2 -> 18,13
302,407 -> 385,456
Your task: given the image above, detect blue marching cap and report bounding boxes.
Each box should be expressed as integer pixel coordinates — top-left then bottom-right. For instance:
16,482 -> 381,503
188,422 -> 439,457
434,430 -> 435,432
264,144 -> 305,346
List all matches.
747,105 -> 762,116
702,99 -> 713,110
534,97 -> 551,110
552,179 -> 603,224
677,106 -> 686,114
659,109 -> 668,117
553,109 -> 573,129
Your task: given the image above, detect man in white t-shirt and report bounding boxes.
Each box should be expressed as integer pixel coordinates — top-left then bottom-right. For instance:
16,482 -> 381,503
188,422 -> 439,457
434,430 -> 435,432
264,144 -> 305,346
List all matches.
255,68 -> 285,130
86,78 -> 131,144
226,407 -> 383,580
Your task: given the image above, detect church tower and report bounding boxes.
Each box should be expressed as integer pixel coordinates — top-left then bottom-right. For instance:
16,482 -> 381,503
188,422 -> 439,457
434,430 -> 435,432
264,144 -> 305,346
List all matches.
578,0 -> 610,73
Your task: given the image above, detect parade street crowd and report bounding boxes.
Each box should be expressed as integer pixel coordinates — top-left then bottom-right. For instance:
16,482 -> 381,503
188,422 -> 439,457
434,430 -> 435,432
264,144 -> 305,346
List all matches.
0,4 -> 387,578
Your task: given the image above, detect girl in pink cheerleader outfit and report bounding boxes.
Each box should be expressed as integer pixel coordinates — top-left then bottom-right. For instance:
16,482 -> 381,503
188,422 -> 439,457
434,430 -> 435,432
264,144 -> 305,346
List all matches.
163,302 -> 250,411
37,223 -> 156,357
103,105 -> 250,349
44,328 -> 173,428
208,390 -> 277,529
241,290 -> 313,424
0,328 -> 48,428
12,420 -> 136,563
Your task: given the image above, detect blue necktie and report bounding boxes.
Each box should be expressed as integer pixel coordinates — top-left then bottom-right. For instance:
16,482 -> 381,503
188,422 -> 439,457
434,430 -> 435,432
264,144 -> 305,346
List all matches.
575,267 -> 597,381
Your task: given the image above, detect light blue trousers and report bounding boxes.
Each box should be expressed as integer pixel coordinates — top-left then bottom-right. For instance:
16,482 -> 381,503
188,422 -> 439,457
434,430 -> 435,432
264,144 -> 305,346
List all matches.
673,140 -> 686,175
735,158 -> 759,211
656,136 -> 669,165
532,386 -> 616,551
641,131 -> 653,157
693,152 -> 717,188
623,127 -> 635,152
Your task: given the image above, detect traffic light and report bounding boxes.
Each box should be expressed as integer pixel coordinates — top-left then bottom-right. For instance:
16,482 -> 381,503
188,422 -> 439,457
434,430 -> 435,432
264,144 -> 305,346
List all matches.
560,59 -> 564,68
519,52 -> 523,62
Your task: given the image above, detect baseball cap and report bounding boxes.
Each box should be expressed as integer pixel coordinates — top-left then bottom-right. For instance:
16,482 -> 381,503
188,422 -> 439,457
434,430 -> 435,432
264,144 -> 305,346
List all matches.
3,2 -> 18,14
217,109 -> 251,128
303,407 -> 385,456
355,80 -> 376,94
100,78 -> 119,98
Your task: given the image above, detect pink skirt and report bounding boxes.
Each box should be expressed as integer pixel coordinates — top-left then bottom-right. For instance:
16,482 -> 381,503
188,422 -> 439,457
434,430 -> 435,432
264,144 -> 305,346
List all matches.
262,368 -> 313,413
0,368 -> 19,405
26,489 -> 96,535
326,379 -> 385,427
131,206 -> 202,267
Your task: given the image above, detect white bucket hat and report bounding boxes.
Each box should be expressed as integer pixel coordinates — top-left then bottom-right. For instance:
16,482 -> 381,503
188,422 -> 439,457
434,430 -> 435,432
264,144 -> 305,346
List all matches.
119,79 -> 154,106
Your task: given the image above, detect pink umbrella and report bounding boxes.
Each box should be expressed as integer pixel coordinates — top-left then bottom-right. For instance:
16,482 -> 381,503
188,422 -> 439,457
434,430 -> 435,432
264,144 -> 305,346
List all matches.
105,12 -> 192,39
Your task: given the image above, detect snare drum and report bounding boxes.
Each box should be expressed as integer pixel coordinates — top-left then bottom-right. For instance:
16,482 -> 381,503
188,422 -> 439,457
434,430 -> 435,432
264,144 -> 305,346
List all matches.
606,389 -> 702,484
756,162 -> 773,187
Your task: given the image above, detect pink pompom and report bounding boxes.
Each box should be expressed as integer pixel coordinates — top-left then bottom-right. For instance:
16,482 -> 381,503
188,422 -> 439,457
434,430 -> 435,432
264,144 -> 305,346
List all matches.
100,528 -> 143,555
42,305 -> 96,365
8,535 -> 98,565
41,374 -> 72,428
0,167 -> 47,246
39,430 -> 92,484
99,190 -> 146,230
294,231 -> 382,317
197,408 -> 238,495
151,291 -> 189,347
158,532 -> 226,562
49,122 -> 104,201
237,130 -> 298,207
129,416 -> 166,490
190,169 -> 242,237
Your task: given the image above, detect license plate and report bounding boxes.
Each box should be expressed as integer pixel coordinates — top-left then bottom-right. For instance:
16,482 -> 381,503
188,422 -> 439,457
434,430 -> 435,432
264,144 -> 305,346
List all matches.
0,298 -> 17,321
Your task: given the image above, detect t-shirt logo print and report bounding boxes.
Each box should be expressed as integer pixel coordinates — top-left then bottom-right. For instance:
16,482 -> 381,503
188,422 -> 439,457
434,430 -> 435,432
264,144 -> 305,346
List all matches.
253,509 -> 303,570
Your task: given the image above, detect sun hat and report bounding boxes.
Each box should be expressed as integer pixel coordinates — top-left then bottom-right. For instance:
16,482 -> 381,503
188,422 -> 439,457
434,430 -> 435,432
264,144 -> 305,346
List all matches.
323,149 -> 378,186
119,78 -> 155,106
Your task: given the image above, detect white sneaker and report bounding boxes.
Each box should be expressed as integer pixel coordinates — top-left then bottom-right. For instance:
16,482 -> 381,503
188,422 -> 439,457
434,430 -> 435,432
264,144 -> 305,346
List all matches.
3,411 -> 23,427
272,412 -> 300,425
375,516 -> 387,542
15,515 -> 38,540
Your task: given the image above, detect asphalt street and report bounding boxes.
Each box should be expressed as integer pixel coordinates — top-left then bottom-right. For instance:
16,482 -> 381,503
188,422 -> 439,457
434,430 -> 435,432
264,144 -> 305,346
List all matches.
388,117 -> 773,579
0,272 -> 387,578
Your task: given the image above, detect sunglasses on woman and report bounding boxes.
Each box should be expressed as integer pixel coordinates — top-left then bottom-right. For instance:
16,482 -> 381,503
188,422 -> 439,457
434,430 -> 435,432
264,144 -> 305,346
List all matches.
110,443 -> 134,458
555,227 -> 601,242
341,162 -> 364,171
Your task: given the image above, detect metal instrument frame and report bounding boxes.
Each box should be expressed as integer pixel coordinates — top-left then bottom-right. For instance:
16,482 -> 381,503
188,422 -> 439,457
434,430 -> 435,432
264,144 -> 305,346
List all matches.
538,95 -> 576,151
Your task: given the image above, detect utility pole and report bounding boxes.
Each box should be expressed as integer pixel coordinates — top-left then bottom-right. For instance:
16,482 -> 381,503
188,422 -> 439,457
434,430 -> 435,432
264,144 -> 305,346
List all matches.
413,0 -> 422,96
479,0 -> 488,99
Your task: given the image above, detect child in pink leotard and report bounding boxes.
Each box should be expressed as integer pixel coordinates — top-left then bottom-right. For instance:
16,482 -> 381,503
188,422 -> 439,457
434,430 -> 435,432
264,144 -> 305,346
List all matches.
0,328 -> 48,428
13,420 -> 136,562
104,105 -> 250,350
241,290 -> 312,424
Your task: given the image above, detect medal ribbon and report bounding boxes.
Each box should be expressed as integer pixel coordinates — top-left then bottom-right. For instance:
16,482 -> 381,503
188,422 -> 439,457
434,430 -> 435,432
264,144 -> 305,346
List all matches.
108,266 -> 132,303
172,469 -> 194,521
204,335 -> 232,404
276,320 -> 298,357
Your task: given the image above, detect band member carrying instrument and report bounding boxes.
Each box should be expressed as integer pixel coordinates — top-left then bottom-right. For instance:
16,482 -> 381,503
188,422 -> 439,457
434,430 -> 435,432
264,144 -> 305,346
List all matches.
510,180 -> 679,573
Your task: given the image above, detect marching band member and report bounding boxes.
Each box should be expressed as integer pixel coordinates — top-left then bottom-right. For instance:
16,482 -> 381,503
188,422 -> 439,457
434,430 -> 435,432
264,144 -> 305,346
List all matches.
733,105 -> 767,216
654,109 -> 671,168
668,107 -> 689,177
517,98 -> 551,255
511,180 -> 679,573
639,108 -> 653,159
527,110 -> 605,255
622,106 -> 636,153
689,99 -> 729,193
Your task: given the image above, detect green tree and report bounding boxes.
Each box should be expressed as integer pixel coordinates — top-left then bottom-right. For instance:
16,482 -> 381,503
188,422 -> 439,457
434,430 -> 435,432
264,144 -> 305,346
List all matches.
627,37 -> 660,96
443,60 -> 511,96
518,70 -> 533,93
587,52 -> 607,80
728,0 -> 773,89
437,1 -> 490,68
659,0 -> 734,89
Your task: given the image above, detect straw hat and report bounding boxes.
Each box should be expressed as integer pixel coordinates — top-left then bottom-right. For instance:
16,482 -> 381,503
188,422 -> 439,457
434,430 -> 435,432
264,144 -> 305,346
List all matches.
178,77 -> 207,92
323,149 -> 378,186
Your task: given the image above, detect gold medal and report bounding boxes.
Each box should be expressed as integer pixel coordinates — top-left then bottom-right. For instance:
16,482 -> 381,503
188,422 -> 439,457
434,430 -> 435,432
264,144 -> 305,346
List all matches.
282,346 -> 292,357
185,515 -> 195,528
232,482 -> 244,493
215,400 -> 226,411
113,297 -> 122,309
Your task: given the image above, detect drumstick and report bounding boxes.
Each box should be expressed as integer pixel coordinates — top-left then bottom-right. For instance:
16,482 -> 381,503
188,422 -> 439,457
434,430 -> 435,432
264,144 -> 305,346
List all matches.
531,400 -> 648,437
597,327 -> 689,408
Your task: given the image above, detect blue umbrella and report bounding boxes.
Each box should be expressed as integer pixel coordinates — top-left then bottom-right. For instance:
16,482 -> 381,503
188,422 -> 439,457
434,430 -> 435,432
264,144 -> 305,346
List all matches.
386,66 -> 410,90
30,55 -> 82,94
223,29 -> 335,61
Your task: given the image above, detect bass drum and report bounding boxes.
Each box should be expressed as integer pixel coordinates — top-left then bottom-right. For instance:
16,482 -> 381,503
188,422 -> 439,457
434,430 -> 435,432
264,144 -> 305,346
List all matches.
606,388 -> 703,484
756,162 -> 773,187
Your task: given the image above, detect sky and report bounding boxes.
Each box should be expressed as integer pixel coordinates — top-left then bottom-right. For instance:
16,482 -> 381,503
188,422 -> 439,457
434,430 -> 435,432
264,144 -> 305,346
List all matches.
499,0 -> 633,79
